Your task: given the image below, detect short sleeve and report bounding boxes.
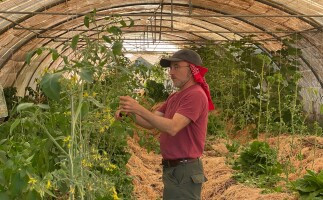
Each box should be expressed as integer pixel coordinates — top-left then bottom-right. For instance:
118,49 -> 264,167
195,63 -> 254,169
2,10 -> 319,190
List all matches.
157,92 -> 177,114
157,102 -> 167,113
176,91 -> 207,122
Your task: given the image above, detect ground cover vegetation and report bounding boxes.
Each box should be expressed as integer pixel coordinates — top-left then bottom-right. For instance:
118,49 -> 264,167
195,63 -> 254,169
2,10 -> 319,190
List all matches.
291,169 -> 323,200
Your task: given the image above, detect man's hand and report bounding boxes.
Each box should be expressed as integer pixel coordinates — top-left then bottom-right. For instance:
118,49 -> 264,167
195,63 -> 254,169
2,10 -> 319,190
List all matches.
114,109 -> 129,120
119,96 -> 143,115
114,109 -> 122,120
118,96 -> 190,135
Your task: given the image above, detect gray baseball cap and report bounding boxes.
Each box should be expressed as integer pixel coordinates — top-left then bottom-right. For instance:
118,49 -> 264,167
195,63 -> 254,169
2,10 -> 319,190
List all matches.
160,49 -> 203,67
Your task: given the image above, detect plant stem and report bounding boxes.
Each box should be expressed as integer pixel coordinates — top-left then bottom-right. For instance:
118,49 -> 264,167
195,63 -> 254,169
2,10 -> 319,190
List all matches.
35,121 -> 68,156
278,79 -> 282,135
265,81 -> 271,142
257,59 -> 265,137
290,79 -> 299,150
69,94 -> 75,200
70,85 -> 85,200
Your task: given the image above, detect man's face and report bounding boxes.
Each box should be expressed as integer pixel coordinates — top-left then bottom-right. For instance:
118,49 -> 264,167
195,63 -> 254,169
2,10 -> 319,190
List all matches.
168,61 -> 192,88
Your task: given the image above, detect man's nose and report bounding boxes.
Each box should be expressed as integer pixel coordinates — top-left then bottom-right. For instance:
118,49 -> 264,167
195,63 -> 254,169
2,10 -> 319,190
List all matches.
168,67 -> 175,75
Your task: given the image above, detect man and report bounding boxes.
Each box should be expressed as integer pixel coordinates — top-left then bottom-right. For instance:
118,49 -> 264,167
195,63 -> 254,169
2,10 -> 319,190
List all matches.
116,49 -> 214,200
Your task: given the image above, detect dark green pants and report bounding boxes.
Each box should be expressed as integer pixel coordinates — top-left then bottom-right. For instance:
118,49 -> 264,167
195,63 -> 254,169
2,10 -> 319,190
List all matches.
162,159 -> 207,200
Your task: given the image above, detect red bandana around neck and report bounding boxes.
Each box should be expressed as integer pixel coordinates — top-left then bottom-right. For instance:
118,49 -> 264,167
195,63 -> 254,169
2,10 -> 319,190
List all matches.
189,64 -> 215,111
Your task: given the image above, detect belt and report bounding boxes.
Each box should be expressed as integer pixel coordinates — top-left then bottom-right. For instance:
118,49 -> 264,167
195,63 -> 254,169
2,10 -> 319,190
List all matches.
162,158 -> 199,168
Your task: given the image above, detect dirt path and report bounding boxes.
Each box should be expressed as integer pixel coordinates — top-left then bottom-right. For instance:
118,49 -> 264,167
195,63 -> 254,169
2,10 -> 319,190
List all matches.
127,135 -> 322,200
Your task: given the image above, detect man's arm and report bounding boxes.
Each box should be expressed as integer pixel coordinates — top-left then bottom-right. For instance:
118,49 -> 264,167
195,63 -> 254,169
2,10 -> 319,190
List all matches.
115,109 -> 164,130
138,109 -> 191,136
134,111 -> 164,129
119,96 -> 191,136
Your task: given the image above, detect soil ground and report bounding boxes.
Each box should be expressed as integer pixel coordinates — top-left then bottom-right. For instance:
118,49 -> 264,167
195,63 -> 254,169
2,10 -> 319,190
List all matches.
126,134 -> 323,200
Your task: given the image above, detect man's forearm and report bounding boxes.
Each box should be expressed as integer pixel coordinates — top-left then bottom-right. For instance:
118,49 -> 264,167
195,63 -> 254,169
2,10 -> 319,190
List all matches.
134,114 -> 154,129
137,108 -> 175,136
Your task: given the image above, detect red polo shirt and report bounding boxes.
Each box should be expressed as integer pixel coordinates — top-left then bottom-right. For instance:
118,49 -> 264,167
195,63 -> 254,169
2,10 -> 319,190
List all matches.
158,84 -> 208,160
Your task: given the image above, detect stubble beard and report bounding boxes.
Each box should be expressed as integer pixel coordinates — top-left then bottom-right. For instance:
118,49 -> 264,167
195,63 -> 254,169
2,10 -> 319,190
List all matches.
172,73 -> 192,89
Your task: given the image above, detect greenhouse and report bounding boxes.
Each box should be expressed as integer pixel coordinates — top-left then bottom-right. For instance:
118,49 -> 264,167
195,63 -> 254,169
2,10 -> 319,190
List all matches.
0,0 -> 322,199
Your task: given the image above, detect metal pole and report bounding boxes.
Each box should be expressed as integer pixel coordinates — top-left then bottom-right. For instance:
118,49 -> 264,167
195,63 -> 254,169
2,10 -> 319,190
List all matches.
47,36 -> 290,42
171,0 -> 173,31
0,15 -> 39,35
159,3 -> 164,40
13,26 -> 322,34
0,11 -> 322,17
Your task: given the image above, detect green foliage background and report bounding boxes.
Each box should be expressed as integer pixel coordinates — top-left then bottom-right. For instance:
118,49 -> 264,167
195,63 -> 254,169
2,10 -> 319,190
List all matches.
193,37 -> 313,137
0,11 -> 164,200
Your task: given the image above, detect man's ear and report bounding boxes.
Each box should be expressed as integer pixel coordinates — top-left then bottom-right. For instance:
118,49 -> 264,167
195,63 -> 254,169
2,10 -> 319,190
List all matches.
188,68 -> 193,77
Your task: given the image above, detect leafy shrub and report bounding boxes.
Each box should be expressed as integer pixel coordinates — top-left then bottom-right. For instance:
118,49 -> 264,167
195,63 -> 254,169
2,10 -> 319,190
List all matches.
3,86 -> 47,119
145,80 -> 169,103
0,11 -> 140,199
207,114 -> 226,138
137,129 -> 160,154
233,141 -> 282,188
291,170 -> 323,200
226,140 -> 240,153
192,38 -> 307,135
3,87 -> 18,114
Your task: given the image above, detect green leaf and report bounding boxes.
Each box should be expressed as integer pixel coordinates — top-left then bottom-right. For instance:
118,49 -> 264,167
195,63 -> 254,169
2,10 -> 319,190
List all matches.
126,127 -> 134,137
128,17 -> 134,27
43,188 -> 57,198
80,102 -> 89,119
108,26 -> 122,35
311,189 -> 323,198
23,142 -> 30,148
0,139 -> 7,145
0,170 -> 6,186
256,54 -> 271,66
26,190 -> 41,200
63,56 -> 69,64
0,150 -> 7,164
294,179 -> 317,192
317,171 -> 323,184
10,173 -> 27,195
10,118 -> 21,134
79,68 -> 94,83
25,155 -> 34,163
88,97 -> 104,108
40,72 -> 62,101
51,49 -> 59,61
320,104 -> 323,115
36,104 -> 50,109
84,15 -> 90,28
120,20 -> 127,27
102,35 -> 112,43
0,193 -> 9,200
112,41 -> 123,56
113,121 -> 125,134
306,169 -> 316,177
71,35 -> 80,51
17,103 -> 34,112
36,48 -> 43,55
26,50 -> 36,65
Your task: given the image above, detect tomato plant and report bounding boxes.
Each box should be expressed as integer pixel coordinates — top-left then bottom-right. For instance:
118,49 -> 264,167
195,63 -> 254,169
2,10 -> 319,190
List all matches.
0,10 -> 159,199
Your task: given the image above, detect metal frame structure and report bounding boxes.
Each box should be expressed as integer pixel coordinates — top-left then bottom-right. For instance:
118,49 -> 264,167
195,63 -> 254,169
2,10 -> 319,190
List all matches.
12,26 -> 322,34
1,0 -> 322,46
1,11 -> 323,17
0,0 -> 322,91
